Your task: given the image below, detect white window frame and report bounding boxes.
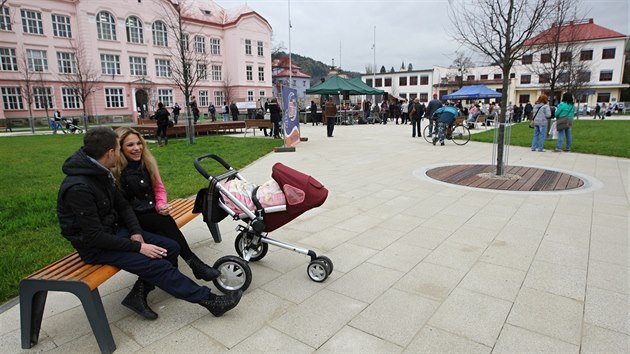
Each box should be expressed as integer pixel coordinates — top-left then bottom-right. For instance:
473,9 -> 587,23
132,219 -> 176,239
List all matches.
197,63 -> 207,80
247,90 -> 254,101
214,90 -> 224,106
257,41 -> 263,56
21,9 -> 43,35
27,49 -> 48,72
258,66 -> 265,81
105,87 -> 124,108
129,56 -> 147,76
210,38 -> 221,55
33,86 -> 54,109
96,11 -> 117,40
181,33 -> 189,51
259,90 -> 265,98
100,54 -> 120,75
245,39 -> 252,55
157,88 -> 173,107
2,87 -> 24,110
0,7 -> 11,31
199,90 -> 209,106
0,47 -> 18,71
61,87 -> 81,109
52,14 -> 72,38
152,21 -> 168,46
125,16 -> 143,44
155,58 -> 171,77
195,35 -> 205,53
211,64 -> 222,81
56,51 -> 76,74
246,65 -> 253,81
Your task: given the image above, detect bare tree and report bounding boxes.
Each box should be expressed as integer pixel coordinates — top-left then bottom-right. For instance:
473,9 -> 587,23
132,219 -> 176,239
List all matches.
450,0 -> 549,175
18,48 -> 36,133
57,38 -> 100,130
35,72 -> 53,128
155,0 -> 209,144
449,51 -> 475,88
221,73 -> 237,107
364,64 -> 374,74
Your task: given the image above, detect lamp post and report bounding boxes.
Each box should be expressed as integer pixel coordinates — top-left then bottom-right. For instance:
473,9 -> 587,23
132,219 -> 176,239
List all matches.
91,88 -> 100,125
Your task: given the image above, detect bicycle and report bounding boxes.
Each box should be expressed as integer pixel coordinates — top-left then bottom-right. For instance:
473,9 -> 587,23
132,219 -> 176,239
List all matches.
423,117 -> 470,145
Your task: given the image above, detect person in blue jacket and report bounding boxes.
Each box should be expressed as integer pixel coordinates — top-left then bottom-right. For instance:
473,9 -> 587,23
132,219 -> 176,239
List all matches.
432,105 -> 459,146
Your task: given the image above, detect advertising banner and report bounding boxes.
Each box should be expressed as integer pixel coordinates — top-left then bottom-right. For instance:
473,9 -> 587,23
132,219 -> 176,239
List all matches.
281,86 -> 301,147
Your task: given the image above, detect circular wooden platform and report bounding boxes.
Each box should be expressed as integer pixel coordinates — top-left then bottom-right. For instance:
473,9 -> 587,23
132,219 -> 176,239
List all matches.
426,164 -> 585,192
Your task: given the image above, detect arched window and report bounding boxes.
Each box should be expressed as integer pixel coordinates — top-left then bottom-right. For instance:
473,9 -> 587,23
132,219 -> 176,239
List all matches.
96,11 -> 116,40
126,16 -> 143,44
152,20 -> 168,46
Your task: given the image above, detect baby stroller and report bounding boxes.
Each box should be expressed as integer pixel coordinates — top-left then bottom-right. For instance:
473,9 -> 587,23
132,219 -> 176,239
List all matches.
62,118 -> 83,134
193,154 -> 333,292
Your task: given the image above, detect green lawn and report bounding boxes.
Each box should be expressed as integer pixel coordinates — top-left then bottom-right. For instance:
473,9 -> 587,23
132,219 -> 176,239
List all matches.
470,119 -> 630,158
0,134 -> 281,304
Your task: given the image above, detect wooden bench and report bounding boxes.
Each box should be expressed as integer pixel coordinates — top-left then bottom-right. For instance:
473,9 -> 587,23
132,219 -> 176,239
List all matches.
244,119 -> 272,137
137,118 -> 154,125
0,120 -> 12,132
20,198 -> 199,354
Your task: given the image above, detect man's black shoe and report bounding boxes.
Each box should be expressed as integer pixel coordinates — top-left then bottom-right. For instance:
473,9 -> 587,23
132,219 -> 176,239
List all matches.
199,290 -> 243,317
122,280 -> 158,320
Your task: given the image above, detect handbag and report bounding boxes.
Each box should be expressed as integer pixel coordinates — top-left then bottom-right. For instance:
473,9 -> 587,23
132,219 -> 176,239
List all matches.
529,106 -> 543,128
556,116 -> 572,130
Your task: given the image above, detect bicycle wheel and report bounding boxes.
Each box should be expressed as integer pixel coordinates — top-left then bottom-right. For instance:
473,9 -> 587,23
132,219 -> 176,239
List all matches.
422,125 -> 433,143
451,125 -> 471,145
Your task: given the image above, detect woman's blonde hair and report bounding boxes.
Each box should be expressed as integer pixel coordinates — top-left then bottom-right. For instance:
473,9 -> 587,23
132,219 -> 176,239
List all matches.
536,94 -> 549,104
112,127 -> 160,185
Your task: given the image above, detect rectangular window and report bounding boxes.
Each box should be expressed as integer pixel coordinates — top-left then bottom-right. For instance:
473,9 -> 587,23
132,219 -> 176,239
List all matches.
420,76 -> 429,85
52,14 -> 72,38
384,78 -> 392,87
409,76 -> 418,85
214,90 -> 223,106
479,74 -> 487,80
518,94 -> 530,104
466,75 -> 475,81
157,88 -> 173,107
520,74 -> 531,84
21,9 -> 43,35
0,47 -> 18,71
599,70 -> 613,81
0,7 -> 11,31
366,78 -> 373,87
194,35 -> 205,53
197,63 -> 207,80
57,52 -> 77,74
61,87 -> 81,109
246,65 -> 253,81
419,93 -> 428,102
258,66 -> 265,81
558,71 -> 569,82
259,90 -> 265,98
105,87 -> 124,108
2,87 -> 24,110
198,90 -> 208,106
596,92 -> 610,103
210,38 -> 221,55
100,54 -> 120,75
493,74 -> 502,80
580,50 -> 593,61
181,33 -> 189,51
578,71 -> 591,82
211,64 -> 222,81
510,73 -> 516,78
521,54 -> 533,64
27,49 -> 48,72
375,78 -> 382,87
155,58 -> 171,77
129,56 -> 147,76
399,77 -> 407,86
540,53 -> 551,63
257,41 -> 263,56
602,48 -> 615,59
245,39 -> 252,55
539,73 -> 550,84
247,90 -> 254,101
560,52 -> 572,63
33,86 -> 53,109
400,93 -> 407,99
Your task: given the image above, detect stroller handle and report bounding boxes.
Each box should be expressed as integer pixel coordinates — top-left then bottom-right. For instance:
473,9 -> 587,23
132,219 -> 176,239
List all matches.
194,154 -> 237,181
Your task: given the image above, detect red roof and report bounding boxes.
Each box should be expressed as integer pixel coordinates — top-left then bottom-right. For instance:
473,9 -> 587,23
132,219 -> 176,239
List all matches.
273,69 -> 310,78
272,57 -> 302,70
525,19 -> 627,46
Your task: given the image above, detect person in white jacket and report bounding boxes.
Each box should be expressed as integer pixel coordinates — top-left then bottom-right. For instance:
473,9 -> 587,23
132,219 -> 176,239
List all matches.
530,94 -> 552,152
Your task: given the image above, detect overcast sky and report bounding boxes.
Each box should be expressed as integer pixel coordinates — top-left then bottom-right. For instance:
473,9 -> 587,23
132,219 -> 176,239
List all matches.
214,0 -> 630,73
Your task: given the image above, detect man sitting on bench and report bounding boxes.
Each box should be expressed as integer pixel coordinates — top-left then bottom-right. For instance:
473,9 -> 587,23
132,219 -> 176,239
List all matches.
57,127 -> 242,319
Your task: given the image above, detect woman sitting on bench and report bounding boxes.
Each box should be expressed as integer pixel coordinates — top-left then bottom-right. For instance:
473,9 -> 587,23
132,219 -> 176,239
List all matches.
112,127 -> 220,317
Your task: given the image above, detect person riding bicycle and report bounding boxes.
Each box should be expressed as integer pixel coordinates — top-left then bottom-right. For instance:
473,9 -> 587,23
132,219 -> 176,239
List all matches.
431,105 -> 459,146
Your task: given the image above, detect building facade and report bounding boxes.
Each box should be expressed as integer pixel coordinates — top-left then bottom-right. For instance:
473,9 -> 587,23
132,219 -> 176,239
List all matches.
0,0 -> 272,124
271,57 -> 311,107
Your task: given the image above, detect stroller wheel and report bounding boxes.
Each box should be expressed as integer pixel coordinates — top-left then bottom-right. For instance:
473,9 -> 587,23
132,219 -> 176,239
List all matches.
212,255 -> 252,293
235,232 -> 268,262
315,256 -> 333,275
307,260 -> 329,283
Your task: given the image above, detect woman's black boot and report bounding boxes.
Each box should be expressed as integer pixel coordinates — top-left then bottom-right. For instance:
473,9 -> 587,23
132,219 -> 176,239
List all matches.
121,279 -> 158,320
187,254 -> 220,281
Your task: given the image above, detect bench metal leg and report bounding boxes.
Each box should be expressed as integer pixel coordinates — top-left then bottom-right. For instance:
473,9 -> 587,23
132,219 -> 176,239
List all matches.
78,287 -> 116,354
19,283 -> 47,349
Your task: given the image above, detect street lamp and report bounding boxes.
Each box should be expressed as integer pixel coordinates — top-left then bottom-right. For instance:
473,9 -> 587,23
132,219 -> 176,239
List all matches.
91,88 -> 101,125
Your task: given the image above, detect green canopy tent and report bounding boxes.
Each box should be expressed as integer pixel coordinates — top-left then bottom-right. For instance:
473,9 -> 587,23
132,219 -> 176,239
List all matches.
305,75 -> 383,95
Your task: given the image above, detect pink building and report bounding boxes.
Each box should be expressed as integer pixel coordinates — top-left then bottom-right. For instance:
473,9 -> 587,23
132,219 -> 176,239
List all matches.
0,0 -> 272,125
